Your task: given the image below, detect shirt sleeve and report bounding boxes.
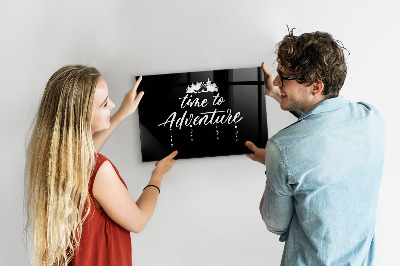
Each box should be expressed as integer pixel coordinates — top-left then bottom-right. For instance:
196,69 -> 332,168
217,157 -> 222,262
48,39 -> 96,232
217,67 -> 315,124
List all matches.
260,139 -> 294,241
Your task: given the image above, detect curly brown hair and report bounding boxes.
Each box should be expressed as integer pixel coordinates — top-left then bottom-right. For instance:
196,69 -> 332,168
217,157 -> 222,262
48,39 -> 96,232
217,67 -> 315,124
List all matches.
277,30 -> 348,98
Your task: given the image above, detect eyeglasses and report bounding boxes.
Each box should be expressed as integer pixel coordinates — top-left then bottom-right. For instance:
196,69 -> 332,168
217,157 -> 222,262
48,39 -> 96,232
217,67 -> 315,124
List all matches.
277,70 -> 297,86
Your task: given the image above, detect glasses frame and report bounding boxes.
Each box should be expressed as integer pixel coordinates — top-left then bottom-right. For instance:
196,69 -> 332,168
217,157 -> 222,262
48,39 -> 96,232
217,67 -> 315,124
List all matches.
277,70 -> 297,86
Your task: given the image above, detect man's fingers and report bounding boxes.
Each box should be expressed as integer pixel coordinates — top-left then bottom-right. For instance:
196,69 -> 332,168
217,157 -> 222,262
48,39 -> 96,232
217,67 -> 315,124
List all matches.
245,153 -> 257,161
245,141 -> 258,153
261,62 -> 272,77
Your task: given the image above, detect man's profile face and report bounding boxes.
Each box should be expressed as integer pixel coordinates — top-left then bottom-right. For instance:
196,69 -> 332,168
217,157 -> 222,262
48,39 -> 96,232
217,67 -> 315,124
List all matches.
273,64 -> 315,113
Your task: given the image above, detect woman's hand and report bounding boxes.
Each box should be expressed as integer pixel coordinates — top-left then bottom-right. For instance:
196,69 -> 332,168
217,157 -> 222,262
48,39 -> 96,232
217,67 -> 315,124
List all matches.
262,62 -> 281,103
115,76 -> 144,120
92,77 -> 145,152
152,150 -> 178,178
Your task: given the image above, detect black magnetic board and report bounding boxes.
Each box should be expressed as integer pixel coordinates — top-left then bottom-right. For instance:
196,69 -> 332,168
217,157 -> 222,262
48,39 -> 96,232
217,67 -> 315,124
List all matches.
136,66 -> 268,161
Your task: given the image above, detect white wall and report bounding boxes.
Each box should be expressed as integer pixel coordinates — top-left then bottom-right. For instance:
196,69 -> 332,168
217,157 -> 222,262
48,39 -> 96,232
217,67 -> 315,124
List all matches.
1,0 -> 399,265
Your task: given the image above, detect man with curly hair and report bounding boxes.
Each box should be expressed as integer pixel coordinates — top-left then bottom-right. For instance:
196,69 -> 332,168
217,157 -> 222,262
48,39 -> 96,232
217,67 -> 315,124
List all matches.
246,30 -> 385,265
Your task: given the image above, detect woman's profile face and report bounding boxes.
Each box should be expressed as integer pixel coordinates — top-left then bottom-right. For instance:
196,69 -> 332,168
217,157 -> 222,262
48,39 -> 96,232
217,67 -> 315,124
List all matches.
91,77 -> 115,133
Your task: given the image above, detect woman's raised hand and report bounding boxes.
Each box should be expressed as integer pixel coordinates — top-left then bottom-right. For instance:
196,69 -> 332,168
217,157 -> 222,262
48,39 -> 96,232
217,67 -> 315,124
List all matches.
116,76 -> 144,119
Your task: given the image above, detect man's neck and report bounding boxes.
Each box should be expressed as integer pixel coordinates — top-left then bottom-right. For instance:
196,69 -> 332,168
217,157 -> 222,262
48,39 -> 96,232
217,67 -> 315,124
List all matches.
301,95 -> 327,113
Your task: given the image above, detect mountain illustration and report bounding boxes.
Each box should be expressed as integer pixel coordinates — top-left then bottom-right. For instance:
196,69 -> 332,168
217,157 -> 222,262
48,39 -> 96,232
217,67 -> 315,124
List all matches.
186,78 -> 218,94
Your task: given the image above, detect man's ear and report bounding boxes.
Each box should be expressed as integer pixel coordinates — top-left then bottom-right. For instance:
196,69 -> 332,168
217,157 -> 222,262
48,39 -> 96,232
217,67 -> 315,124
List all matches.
312,82 -> 324,96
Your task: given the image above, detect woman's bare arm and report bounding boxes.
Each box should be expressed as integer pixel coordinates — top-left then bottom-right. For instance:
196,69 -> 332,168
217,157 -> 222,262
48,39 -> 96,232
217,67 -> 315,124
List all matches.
93,150 -> 178,233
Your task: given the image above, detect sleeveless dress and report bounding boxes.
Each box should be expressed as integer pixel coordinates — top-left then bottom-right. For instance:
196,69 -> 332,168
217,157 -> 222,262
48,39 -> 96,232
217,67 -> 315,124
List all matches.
69,153 -> 132,266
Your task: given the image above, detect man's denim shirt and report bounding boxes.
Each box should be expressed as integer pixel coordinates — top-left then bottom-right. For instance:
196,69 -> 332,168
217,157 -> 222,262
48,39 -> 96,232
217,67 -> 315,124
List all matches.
261,96 -> 385,266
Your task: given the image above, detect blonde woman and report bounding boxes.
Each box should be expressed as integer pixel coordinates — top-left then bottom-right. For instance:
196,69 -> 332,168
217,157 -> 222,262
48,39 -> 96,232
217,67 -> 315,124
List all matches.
25,65 -> 177,266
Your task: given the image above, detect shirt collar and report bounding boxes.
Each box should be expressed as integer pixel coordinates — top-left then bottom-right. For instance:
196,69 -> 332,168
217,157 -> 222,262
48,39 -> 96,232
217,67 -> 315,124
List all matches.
298,95 -> 350,121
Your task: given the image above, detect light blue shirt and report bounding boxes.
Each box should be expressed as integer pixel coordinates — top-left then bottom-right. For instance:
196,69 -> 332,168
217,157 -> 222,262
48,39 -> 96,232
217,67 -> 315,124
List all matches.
261,96 -> 385,265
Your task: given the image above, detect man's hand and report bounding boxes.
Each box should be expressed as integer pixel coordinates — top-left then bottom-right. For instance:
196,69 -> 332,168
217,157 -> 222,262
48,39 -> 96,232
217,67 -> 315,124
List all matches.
245,141 -> 266,165
262,62 -> 281,103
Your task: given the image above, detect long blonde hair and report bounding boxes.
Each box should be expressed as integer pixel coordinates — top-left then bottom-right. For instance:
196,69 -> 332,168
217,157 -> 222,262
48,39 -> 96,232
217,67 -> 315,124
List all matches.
25,65 -> 101,265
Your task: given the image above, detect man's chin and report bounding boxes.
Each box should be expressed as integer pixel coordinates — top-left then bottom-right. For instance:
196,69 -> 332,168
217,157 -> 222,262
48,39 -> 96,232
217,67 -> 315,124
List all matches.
279,103 -> 290,111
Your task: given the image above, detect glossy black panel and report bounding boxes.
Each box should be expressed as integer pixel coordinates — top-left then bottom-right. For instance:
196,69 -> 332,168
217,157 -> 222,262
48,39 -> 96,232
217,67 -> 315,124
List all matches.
136,67 -> 268,161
